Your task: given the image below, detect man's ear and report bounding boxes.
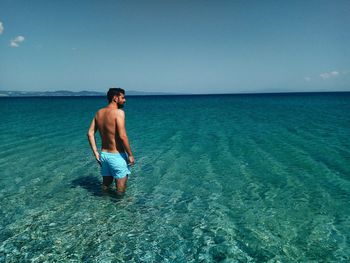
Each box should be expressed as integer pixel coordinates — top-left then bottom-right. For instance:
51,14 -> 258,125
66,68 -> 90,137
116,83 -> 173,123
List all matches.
113,95 -> 118,103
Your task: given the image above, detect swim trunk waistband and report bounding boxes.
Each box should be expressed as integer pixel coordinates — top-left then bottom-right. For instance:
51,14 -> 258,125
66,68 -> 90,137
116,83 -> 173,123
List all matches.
101,151 -> 128,156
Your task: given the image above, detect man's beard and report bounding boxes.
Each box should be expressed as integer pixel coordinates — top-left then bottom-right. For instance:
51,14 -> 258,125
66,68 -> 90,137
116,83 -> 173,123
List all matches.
117,103 -> 124,109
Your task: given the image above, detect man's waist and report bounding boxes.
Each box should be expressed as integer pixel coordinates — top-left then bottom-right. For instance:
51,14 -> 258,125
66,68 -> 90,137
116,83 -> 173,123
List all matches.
101,150 -> 127,154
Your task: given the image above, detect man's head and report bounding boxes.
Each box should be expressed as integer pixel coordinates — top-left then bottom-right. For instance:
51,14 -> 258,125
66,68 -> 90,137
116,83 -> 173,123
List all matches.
107,87 -> 126,108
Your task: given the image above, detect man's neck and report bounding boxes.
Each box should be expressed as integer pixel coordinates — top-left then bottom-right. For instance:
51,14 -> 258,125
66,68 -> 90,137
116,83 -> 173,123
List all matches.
107,102 -> 118,109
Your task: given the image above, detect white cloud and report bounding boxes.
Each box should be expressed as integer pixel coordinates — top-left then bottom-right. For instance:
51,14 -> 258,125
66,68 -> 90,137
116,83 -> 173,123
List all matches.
305,69 -> 349,82
10,35 -> 25,47
320,70 -> 339,80
0,22 -> 3,34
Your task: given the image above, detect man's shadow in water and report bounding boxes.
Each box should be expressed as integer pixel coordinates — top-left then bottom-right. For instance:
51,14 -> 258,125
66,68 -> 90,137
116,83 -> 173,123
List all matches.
71,175 -> 122,201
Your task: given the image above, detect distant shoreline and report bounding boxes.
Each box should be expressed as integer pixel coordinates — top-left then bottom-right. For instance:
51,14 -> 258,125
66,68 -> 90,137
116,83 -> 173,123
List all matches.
0,90 -> 349,98
0,90 -> 177,97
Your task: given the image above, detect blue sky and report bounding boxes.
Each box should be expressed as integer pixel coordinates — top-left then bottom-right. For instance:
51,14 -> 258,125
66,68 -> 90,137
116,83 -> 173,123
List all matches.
0,0 -> 349,94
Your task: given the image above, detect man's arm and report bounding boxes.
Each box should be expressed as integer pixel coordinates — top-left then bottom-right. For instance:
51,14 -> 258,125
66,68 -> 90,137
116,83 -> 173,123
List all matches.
87,116 -> 101,165
116,109 -> 135,165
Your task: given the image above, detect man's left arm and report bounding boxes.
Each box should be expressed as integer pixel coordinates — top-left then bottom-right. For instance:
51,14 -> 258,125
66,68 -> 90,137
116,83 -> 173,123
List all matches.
87,117 -> 101,166
116,110 -> 135,165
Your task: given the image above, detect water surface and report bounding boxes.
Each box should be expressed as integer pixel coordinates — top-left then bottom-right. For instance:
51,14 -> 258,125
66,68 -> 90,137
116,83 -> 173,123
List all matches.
0,93 -> 349,262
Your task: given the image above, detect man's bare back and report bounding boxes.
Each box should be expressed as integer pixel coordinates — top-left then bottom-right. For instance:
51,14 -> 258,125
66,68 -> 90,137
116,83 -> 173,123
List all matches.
95,107 -> 125,153
87,88 -> 134,194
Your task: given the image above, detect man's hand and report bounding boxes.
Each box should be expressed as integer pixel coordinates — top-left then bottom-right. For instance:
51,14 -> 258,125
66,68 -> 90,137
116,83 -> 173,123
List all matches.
95,152 -> 101,166
128,155 -> 135,166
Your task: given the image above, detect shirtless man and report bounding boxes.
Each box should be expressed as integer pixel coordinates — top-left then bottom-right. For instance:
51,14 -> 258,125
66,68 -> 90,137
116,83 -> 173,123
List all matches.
87,88 -> 134,195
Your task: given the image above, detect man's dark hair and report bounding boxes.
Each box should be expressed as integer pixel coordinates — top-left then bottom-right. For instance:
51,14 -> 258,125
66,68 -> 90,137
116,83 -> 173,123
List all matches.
107,88 -> 125,103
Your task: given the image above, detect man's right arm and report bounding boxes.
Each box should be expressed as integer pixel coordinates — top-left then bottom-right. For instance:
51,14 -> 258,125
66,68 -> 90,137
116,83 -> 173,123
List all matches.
87,116 -> 101,165
116,109 -> 135,165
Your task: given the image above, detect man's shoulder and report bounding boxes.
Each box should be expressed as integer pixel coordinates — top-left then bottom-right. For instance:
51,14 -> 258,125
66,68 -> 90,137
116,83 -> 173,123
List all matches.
107,108 -> 123,115
95,108 -> 106,117
116,109 -> 125,117
96,108 -> 104,114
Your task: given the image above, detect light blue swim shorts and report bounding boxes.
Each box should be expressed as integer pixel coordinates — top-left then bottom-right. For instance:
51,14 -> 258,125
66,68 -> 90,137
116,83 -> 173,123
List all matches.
100,152 -> 131,179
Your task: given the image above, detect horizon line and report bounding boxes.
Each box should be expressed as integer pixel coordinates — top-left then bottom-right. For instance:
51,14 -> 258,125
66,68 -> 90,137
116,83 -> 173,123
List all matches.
1,90 -> 350,98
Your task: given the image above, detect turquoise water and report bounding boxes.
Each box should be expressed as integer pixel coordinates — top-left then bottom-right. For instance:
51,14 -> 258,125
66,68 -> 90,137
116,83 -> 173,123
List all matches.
0,93 -> 349,262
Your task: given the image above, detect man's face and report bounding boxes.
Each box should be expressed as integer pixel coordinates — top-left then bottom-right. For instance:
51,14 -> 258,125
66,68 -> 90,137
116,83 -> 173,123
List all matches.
117,94 -> 126,108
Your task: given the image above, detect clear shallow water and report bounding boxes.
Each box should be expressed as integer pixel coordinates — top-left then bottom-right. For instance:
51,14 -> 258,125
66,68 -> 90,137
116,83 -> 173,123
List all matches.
0,93 -> 349,262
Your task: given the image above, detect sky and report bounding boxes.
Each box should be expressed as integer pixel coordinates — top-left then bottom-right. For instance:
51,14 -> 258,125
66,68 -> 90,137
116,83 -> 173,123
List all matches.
0,0 -> 349,94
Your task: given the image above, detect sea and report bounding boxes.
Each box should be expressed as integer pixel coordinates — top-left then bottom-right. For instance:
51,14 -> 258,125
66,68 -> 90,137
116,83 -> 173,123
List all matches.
0,92 -> 349,262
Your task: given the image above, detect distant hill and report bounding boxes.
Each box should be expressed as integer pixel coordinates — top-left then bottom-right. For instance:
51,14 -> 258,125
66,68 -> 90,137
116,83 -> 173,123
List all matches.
0,90 -> 177,97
